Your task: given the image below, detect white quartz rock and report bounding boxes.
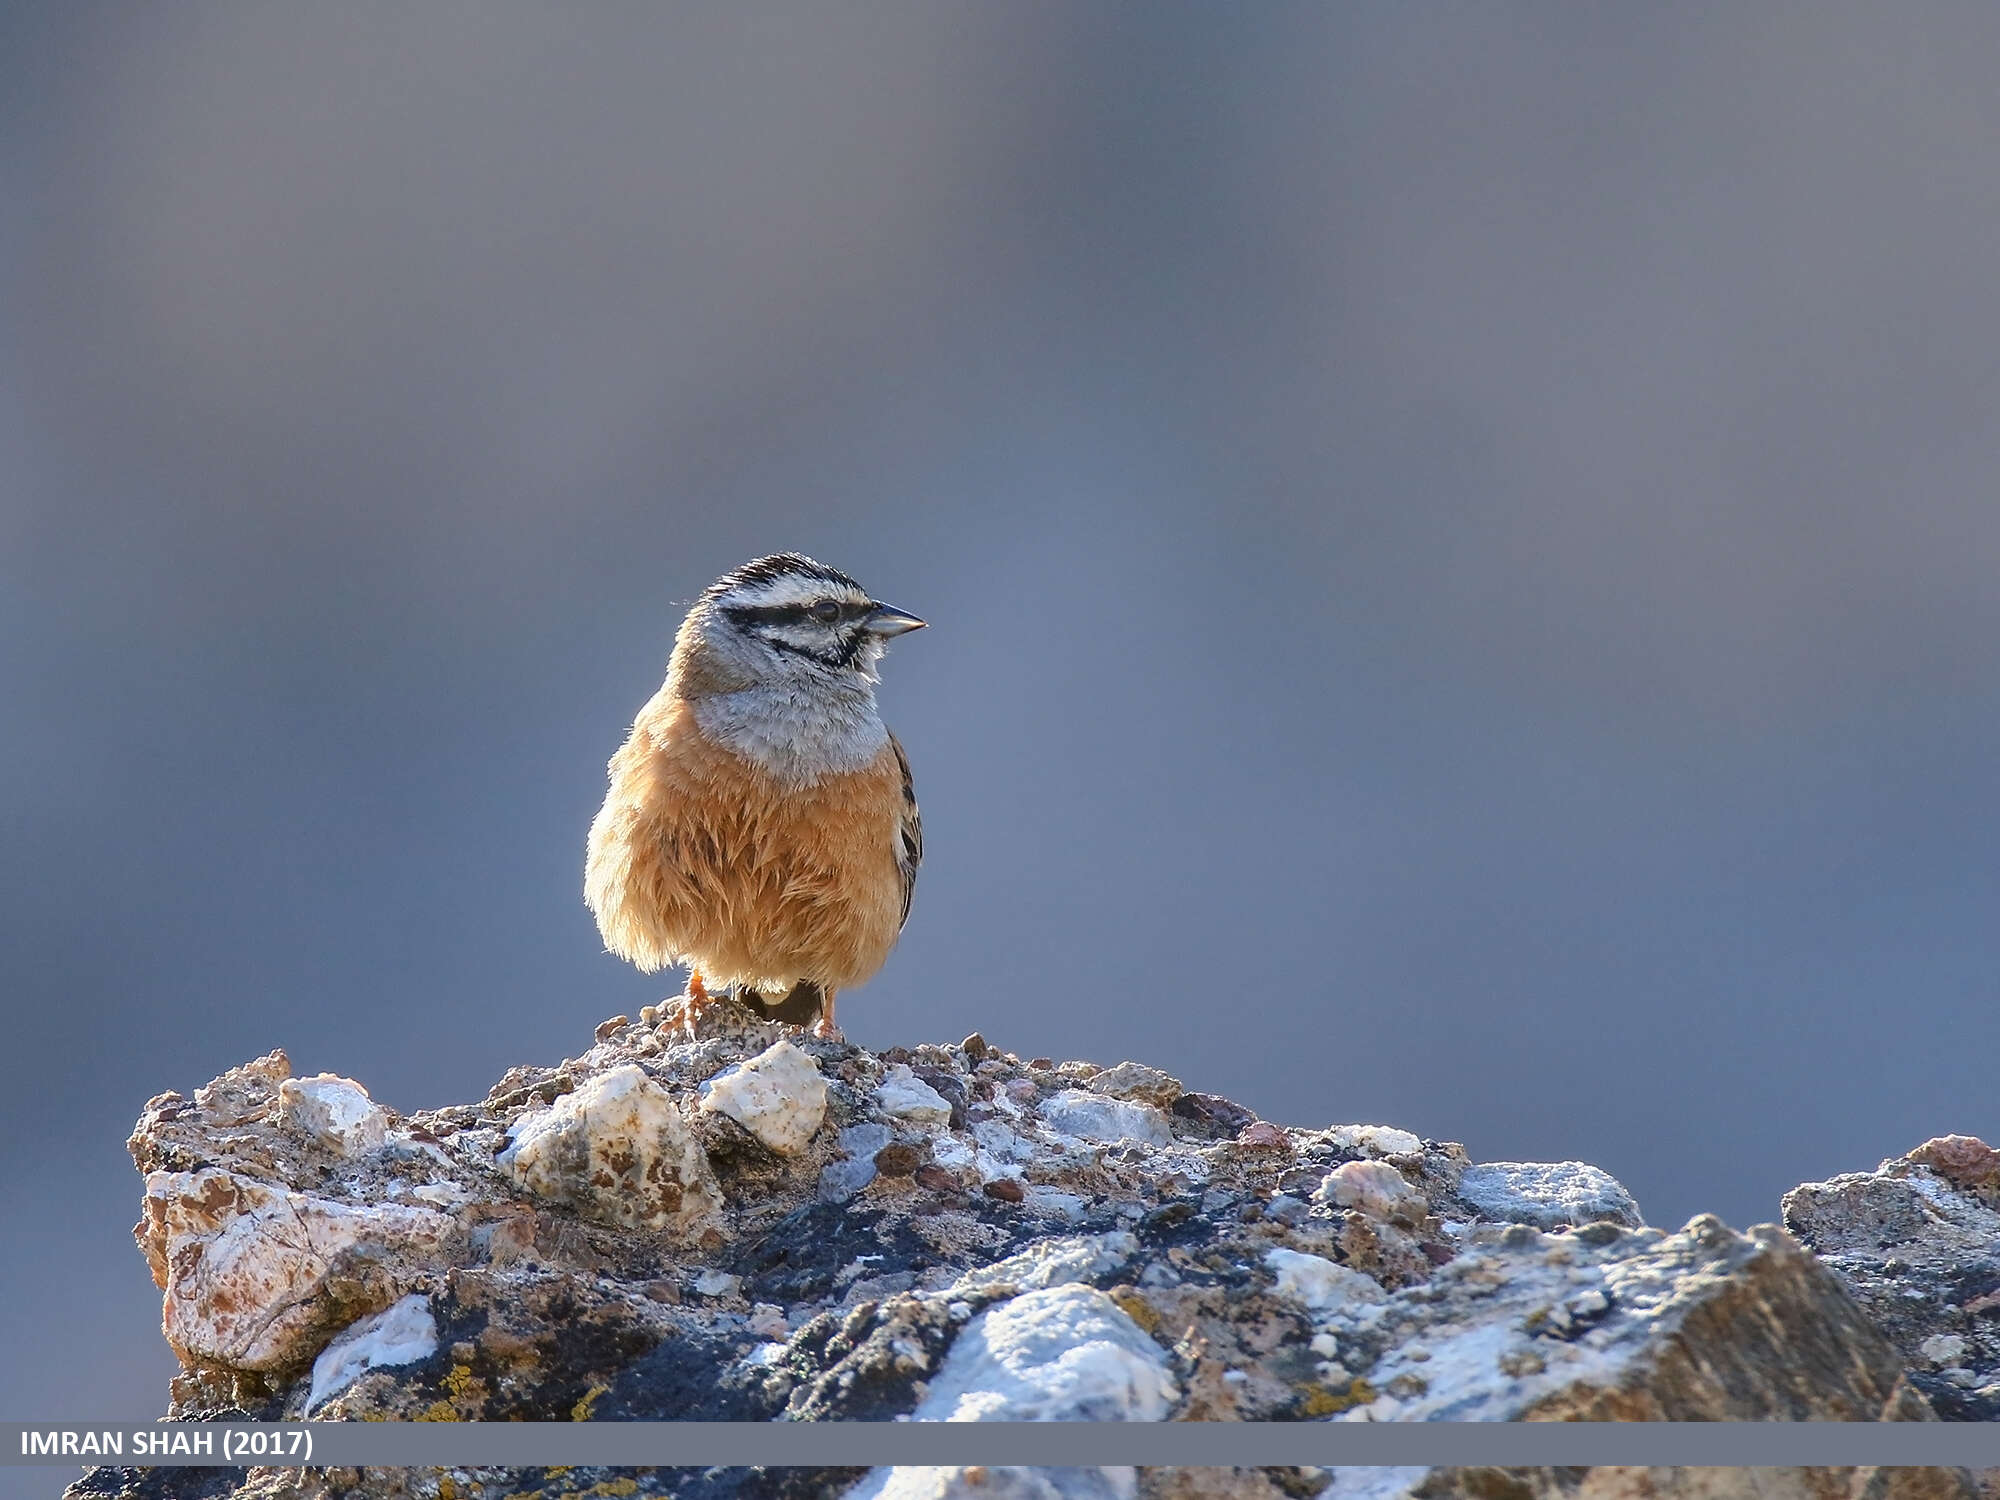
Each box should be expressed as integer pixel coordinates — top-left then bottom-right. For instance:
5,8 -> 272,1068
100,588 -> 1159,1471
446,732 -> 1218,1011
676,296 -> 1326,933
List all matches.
136,1169 -> 459,1371
307,1294 -> 437,1411
276,1073 -> 389,1155
1320,1159 -> 1429,1223
501,1065 -> 720,1233
910,1282 -> 1177,1422
699,1040 -> 828,1156
1264,1248 -> 1387,1312
1040,1090 -> 1172,1147
877,1064 -> 954,1127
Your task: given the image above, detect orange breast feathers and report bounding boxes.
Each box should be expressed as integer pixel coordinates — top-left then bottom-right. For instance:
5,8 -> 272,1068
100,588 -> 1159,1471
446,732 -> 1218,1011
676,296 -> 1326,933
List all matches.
584,691 -> 910,993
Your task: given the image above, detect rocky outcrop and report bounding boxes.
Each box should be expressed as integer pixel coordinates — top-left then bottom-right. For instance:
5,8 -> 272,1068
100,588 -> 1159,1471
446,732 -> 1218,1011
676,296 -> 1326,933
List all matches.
1785,1134 -> 2000,1421
72,1000 -> 2000,1500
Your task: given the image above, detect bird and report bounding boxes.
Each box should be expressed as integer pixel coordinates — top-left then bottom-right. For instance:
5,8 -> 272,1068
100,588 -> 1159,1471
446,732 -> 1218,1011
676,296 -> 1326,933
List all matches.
584,553 -> 925,1041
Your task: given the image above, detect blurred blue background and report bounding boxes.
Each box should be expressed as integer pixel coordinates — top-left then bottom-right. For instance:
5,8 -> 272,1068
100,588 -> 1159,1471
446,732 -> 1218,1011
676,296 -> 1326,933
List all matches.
5,0 -> 2000,1447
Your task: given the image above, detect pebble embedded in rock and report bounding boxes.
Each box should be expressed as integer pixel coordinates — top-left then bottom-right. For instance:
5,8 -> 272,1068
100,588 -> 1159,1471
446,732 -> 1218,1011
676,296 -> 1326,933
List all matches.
914,1164 -> 960,1194
1321,1159 -> 1428,1224
501,1064 -> 720,1234
1041,1090 -> 1172,1147
905,1282 -> 1177,1421
1328,1124 -> 1423,1160
1264,1247 -> 1387,1312
877,1064 -> 954,1128
276,1074 -> 390,1156
1083,1061 -> 1183,1108
875,1143 -> 925,1177
698,1039 -> 828,1156
693,1269 -> 741,1298
984,1178 -> 1026,1203
306,1294 -> 438,1413
1235,1120 -> 1290,1150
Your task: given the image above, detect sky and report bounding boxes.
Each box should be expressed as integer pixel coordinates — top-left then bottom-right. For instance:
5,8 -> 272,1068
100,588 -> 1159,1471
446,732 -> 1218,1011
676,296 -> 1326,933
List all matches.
5,0 -> 2000,1445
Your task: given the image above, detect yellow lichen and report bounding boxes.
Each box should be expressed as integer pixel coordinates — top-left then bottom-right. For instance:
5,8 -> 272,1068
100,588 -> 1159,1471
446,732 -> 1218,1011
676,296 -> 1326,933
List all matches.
439,1480 -> 458,1500
418,1400 -> 459,1422
1108,1288 -> 1161,1334
570,1383 -> 611,1421
1297,1376 -> 1376,1416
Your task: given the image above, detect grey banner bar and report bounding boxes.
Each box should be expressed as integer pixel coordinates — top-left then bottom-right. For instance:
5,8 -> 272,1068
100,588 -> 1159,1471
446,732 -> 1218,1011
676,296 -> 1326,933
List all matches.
8,1423 -> 2000,1470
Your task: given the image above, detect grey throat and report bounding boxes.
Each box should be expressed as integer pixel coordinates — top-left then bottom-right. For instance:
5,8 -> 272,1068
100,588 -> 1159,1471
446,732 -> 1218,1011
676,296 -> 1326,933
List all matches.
693,682 -> 889,786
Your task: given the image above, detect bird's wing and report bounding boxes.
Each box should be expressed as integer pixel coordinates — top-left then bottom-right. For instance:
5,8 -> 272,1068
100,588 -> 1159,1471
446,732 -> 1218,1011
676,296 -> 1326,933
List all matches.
889,731 -> 922,929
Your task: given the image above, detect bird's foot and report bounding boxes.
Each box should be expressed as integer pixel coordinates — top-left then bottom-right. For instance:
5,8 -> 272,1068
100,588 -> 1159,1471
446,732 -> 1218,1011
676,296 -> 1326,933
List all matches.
679,970 -> 714,1041
810,988 -> 842,1043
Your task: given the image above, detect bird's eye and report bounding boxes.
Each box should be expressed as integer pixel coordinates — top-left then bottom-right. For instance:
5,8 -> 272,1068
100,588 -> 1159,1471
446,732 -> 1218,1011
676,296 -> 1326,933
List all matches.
811,601 -> 840,623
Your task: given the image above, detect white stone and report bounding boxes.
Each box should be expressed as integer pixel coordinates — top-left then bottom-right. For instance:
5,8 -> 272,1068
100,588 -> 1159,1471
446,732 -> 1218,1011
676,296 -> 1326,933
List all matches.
694,1269 -> 741,1298
1458,1161 -> 1644,1231
850,1467 -> 1134,1500
1264,1248 -> 1387,1312
1921,1333 -> 1970,1367
950,1233 -> 1139,1298
1320,1159 -> 1428,1223
1040,1090 -> 1173,1148
906,1283 -> 1177,1422
877,1065 -> 953,1127
276,1074 -> 389,1155
307,1295 -> 437,1411
136,1169 -> 459,1371
1327,1124 -> 1423,1159
500,1065 -> 719,1234
699,1040 -> 828,1156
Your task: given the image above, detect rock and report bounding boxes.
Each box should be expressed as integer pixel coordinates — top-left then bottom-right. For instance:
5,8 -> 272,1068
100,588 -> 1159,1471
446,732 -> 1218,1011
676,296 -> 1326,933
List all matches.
1084,1061 -> 1183,1108
135,1167 -> 460,1372
950,1233 -> 1139,1298
1320,1160 -> 1428,1225
1040,1090 -> 1173,1147
1235,1120 -> 1291,1151
1334,1216 -> 1929,1424
1909,1134 -> 2000,1203
858,1469 -> 1132,1500
275,1073 -> 390,1156
693,1268 -> 741,1298
1326,1124 -> 1422,1160
1455,1160 -> 1644,1232
1785,1138 -> 2000,1419
698,1039 -> 828,1156
501,1064 -> 721,1234
878,1063 -> 954,1127
911,1282 -> 1177,1420
306,1294 -> 437,1411
79,1017 -> 1997,1500
874,1143 -> 925,1177
848,1284 -> 1175,1500
1326,1469 -> 1973,1500
1263,1248 -> 1387,1313
1171,1092 -> 1258,1137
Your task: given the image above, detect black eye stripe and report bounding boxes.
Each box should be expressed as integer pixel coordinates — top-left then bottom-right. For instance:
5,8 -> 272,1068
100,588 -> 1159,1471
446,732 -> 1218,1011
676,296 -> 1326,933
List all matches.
723,600 -> 865,628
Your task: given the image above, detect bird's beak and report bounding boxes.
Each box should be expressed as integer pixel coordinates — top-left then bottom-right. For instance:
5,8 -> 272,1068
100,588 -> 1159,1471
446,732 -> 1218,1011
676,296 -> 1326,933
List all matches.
862,602 -> 927,637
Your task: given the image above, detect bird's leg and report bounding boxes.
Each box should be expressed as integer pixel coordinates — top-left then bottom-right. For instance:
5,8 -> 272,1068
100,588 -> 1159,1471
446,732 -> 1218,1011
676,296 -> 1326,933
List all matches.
810,987 -> 843,1042
680,969 -> 714,1040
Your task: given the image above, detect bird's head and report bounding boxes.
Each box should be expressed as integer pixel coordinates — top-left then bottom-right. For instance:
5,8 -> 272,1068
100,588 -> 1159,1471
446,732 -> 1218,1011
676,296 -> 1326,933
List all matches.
673,552 -> 926,698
